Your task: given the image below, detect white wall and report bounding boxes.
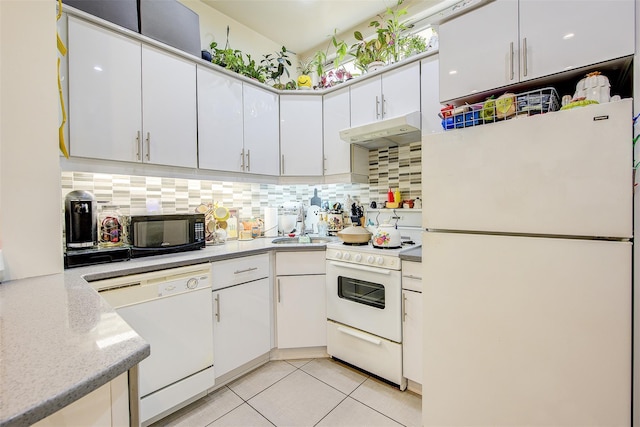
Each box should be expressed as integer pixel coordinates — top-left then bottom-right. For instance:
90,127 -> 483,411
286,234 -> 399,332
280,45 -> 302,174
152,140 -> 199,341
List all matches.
178,0 -> 284,62
0,0 -> 63,280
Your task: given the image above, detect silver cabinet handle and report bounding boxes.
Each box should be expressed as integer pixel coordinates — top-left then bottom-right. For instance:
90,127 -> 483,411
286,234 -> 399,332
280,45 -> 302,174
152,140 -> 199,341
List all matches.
145,132 -> 150,161
323,156 -> 327,173
375,96 -> 380,119
240,148 -> 245,171
136,131 -> 141,160
234,267 -> 258,274
277,278 -> 281,303
382,95 -> 387,118
522,37 -> 528,77
214,294 -> 220,322
246,149 -> 251,172
403,292 -> 407,322
509,42 -> 515,81
281,154 -> 285,175
402,274 -> 422,280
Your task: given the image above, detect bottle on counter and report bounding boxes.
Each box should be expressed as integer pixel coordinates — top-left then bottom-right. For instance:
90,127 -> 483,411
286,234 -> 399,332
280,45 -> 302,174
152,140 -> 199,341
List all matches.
317,214 -> 328,237
387,188 -> 394,203
227,214 -> 238,239
394,190 -> 401,206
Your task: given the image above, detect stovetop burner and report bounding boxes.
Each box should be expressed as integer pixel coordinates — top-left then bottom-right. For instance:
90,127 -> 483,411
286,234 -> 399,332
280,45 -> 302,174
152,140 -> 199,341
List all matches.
342,241 -> 369,246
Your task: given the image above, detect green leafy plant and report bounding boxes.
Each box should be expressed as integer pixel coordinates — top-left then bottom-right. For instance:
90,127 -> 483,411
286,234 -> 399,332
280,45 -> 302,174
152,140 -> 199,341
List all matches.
261,46 -> 292,89
351,0 -> 409,70
398,34 -> 427,59
311,29 -> 350,86
351,30 -> 388,72
208,26 -> 267,83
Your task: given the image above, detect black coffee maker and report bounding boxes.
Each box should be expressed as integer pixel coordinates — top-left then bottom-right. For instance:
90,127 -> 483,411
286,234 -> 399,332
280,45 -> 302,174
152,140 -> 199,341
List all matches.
65,190 -> 97,249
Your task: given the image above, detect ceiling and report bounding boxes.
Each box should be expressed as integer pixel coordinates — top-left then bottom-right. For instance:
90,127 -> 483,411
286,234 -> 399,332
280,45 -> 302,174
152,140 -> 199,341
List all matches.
200,0 -> 446,58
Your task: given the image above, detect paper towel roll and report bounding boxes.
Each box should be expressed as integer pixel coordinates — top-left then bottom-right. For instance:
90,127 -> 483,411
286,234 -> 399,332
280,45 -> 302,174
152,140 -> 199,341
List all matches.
264,207 -> 278,237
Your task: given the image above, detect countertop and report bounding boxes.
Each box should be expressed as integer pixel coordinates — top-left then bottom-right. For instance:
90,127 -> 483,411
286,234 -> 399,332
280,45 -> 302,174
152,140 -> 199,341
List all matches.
0,237 -> 331,426
2,236 -> 422,425
399,246 -> 422,262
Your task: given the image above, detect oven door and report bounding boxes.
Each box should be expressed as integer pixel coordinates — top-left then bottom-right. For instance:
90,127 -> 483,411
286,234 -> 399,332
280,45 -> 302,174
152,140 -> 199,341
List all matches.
326,259 -> 402,343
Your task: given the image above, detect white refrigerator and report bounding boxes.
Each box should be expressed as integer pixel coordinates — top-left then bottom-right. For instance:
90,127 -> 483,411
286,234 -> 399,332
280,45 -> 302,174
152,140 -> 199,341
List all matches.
421,99 -> 632,426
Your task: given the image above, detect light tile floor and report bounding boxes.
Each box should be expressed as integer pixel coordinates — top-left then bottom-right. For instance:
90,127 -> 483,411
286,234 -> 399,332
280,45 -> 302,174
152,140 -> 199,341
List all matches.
151,358 -> 422,427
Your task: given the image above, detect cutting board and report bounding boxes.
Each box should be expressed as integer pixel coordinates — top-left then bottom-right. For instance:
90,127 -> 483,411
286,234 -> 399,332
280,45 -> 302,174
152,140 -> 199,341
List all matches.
310,188 -> 321,207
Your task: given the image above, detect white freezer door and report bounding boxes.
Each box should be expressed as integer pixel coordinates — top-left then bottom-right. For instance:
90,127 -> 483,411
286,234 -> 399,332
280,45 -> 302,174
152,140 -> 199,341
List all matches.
422,99 -> 633,238
422,232 -> 631,427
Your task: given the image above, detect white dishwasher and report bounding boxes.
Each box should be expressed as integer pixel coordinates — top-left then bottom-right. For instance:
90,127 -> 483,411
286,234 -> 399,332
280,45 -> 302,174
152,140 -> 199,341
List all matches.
92,263 -> 215,425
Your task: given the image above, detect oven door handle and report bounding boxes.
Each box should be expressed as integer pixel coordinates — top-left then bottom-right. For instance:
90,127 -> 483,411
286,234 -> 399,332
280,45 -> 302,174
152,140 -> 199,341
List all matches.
328,260 -> 392,275
337,326 -> 382,345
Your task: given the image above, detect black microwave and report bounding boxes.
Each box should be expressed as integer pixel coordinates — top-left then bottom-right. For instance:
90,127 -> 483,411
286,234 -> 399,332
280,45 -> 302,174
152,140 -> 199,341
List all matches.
126,214 -> 206,258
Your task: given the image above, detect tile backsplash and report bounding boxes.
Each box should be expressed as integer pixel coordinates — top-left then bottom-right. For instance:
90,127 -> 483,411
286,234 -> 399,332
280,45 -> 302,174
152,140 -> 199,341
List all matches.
61,142 -> 422,220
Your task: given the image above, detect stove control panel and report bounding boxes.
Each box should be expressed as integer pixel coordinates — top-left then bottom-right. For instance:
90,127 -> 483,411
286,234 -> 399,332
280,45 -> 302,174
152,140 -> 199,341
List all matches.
326,247 -> 401,270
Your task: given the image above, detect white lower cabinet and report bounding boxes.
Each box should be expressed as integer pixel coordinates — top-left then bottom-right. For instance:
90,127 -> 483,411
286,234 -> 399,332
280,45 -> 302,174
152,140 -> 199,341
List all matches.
211,255 -> 271,378
275,251 -> 326,349
33,372 -> 129,427
402,260 -> 422,387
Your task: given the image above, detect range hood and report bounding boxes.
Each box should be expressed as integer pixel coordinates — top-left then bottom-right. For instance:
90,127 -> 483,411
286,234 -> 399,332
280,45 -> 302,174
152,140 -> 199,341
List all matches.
339,111 -> 422,149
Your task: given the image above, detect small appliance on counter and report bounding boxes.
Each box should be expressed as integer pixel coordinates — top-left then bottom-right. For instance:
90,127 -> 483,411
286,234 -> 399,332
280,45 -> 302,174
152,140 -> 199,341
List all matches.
65,190 -> 97,249
124,213 -> 206,258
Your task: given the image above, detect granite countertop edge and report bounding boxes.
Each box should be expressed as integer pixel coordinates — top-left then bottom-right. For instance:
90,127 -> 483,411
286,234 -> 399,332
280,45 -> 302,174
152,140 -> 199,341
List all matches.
399,246 -> 422,262
0,238 -> 334,426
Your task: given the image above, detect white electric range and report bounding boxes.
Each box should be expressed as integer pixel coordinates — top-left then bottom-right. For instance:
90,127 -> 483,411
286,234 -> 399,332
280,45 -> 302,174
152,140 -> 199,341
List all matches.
325,208 -> 421,390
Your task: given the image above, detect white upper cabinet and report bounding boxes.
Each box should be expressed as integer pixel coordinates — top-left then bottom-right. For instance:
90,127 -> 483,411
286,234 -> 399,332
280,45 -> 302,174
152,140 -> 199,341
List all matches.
280,95 -> 323,176
322,87 -> 368,177
68,16 -> 142,163
68,17 -> 197,168
141,45 -> 197,168
243,84 -> 280,176
518,0 -> 634,82
439,0 -> 635,102
350,62 -> 421,126
197,66 -> 244,172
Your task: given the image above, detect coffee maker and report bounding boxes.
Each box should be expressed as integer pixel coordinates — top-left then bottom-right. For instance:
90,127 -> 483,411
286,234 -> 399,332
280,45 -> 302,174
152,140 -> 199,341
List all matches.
64,190 -> 97,249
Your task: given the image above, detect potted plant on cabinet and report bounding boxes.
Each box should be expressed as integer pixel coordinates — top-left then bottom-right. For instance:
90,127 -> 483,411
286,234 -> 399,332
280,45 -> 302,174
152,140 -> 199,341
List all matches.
352,30 -> 389,73
296,59 -> 313,90
261,46 -> 293,89
311,29 -> 350,88
398,34 -> 428,60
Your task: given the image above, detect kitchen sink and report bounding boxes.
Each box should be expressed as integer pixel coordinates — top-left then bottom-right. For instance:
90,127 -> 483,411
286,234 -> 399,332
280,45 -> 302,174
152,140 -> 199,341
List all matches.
271,236 -> 335,244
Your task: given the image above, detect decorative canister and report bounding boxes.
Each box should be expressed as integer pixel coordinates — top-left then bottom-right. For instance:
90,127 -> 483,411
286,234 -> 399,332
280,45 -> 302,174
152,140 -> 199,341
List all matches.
98,205 -> 123,247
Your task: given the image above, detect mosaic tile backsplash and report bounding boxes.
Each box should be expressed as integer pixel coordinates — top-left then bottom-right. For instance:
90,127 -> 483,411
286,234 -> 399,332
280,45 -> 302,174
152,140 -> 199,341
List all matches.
61,142 -> 422,222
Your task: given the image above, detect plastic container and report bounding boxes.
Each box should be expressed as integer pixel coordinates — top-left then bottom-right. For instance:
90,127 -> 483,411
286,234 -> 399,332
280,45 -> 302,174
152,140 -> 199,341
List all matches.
98,205 -> 123,247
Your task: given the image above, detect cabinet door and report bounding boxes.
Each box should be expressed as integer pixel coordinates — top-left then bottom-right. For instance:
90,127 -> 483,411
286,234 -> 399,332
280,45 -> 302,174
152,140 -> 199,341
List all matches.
421,55 -> 443,135
380,62 -> 421,119
402,289 -> 422,385
68,17 -> 142,162
197,66 -> 244,172
280,95 -> 323,176
323,88 -> 352,175
276,275 -> 326,349
141,46 -> 197,168
519,0 -> 634,82
350,76 -> 382,126
438,0 -> 518,102
243,84 -> 280,175
213,278 -> 271,378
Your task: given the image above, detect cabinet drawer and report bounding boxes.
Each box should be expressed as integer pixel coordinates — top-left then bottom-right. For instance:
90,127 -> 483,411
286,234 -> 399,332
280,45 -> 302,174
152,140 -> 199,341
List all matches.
211,253 -> 269,289
276,251 -> 326,275
402,260 -> 422,292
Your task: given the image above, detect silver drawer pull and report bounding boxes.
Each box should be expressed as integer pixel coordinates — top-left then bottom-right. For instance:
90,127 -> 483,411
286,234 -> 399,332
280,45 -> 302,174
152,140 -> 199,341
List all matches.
402,274 -> 422,280
234,267 -> 258,274
337,326 -> 381,345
